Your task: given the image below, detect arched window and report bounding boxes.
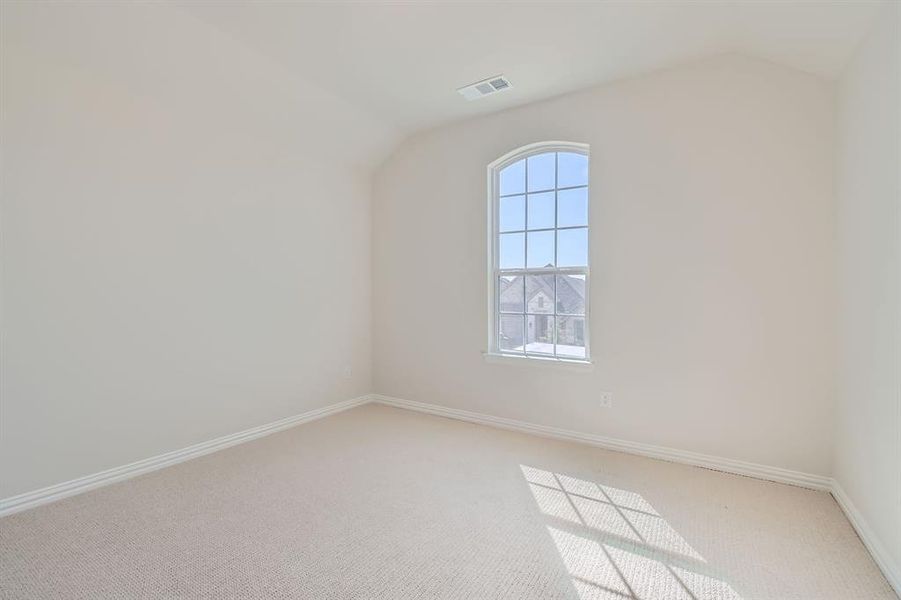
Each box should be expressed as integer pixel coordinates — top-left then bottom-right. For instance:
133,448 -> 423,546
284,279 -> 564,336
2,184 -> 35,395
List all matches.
488,142 -> 590,362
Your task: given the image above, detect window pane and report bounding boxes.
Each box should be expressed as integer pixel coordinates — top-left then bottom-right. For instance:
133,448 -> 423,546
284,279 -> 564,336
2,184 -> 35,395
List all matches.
556,274 -> 586,315
499,159 -> 525,196
498,275 -> 524,313
526,274 -> 554,314
499,314 -> 524,352
493,146 -> 590,361
557,228 -> 588,267
527,192 -> 555,230
556,316 -> 586,359
557,187 -> 588,228
527,314 -> 555,355
499,195 -> 525,232
499,232 -> 525,269
527,152 -> 555,192
527,230 -> 554,268
558,152 -> 588,188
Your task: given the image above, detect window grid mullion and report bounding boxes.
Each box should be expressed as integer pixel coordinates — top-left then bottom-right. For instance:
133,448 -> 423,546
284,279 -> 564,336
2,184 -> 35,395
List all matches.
494,166 -> 500,354
520,277 -> 526,354
553,152 -> 559,358
500,183 -> 586,198
499,224 -> 587,235
499,268 -> 589,276
522,157 -> 528,355
494,147 -> 588,361
519,158 -> 529,356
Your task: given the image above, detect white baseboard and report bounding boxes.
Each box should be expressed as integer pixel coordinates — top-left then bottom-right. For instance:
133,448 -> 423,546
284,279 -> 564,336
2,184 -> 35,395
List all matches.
0,395 -> 369,518
831,480 -> 901,597
372,394 -> 901,595
2,392 -> 896,596
369,394 -> 833,491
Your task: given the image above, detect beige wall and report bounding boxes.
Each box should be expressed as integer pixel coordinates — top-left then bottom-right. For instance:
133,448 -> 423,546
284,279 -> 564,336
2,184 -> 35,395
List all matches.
373,55 -> 837,476
834,2 -> 901,587
5,9 -> 894,580
0,3 -> 394,498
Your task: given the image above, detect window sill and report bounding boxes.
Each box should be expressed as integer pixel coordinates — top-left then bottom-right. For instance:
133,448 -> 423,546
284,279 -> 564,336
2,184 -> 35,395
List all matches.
482,352 -> 595,372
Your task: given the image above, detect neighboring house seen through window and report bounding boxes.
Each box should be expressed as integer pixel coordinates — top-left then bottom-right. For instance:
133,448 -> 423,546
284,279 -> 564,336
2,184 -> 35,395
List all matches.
488,142 -> 590,361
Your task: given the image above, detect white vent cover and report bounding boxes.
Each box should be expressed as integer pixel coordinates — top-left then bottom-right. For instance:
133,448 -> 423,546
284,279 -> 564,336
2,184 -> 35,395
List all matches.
457,75 -> 512,101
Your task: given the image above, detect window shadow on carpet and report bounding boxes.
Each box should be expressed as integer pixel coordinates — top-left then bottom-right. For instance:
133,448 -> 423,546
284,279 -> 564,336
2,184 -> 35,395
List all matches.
521,465 -> 742,600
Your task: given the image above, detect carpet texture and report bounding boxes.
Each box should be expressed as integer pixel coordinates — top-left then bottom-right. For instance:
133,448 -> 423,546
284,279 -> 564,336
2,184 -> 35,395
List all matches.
0,404 -> 895,599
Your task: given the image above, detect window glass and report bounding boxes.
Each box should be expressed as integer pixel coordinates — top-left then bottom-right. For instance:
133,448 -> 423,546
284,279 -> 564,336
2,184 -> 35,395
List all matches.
499,232 -> 525,269
500,315 -> 524,352
558,152 -> 588,188
499,195 -> 525,232
527,153 -> 555,192
527,231 -> 555,268
500,159 -> 526,196
492,145 -> 590,361
527,314 -> 555,355
526,275 -> 555,314
527,192 -> 555,230
556,316 -> 587,359
557,228 -> 588,267
499,275 -> 525,313
556,274 -> 586,315
557,187 -> 588,228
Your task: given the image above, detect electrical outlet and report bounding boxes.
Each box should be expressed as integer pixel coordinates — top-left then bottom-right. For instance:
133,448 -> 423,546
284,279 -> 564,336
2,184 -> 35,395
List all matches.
342,366 -> 352,380
599,392 -> 613,408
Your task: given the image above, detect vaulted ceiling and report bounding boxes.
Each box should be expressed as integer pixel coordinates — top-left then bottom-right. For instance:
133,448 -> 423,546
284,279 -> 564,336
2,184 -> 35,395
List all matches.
180,1 -> 884,135
3,1 -> 884,170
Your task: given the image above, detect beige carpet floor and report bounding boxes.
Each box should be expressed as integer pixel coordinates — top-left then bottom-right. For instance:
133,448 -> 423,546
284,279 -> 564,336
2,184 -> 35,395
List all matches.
0,403 -> 895,599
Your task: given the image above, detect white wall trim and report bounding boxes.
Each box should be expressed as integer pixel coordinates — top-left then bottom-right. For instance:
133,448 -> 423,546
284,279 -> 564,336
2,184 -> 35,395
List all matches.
3,392 -> 896,595
0,395 -> 370,518
831,479 -> 901,597
370,394 -> 833,491
372,394 -> 901,592
483,352 -> 595,371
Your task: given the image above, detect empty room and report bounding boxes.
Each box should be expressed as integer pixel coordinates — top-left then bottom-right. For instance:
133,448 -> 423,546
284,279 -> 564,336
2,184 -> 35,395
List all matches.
1,1 -> 899,598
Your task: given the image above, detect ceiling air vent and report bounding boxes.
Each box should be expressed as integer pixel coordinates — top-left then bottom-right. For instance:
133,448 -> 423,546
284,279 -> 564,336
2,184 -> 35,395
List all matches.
457,75 -> 513,101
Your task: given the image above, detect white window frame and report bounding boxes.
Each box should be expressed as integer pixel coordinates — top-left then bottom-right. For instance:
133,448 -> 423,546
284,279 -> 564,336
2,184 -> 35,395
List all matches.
486,141 -> 592,366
